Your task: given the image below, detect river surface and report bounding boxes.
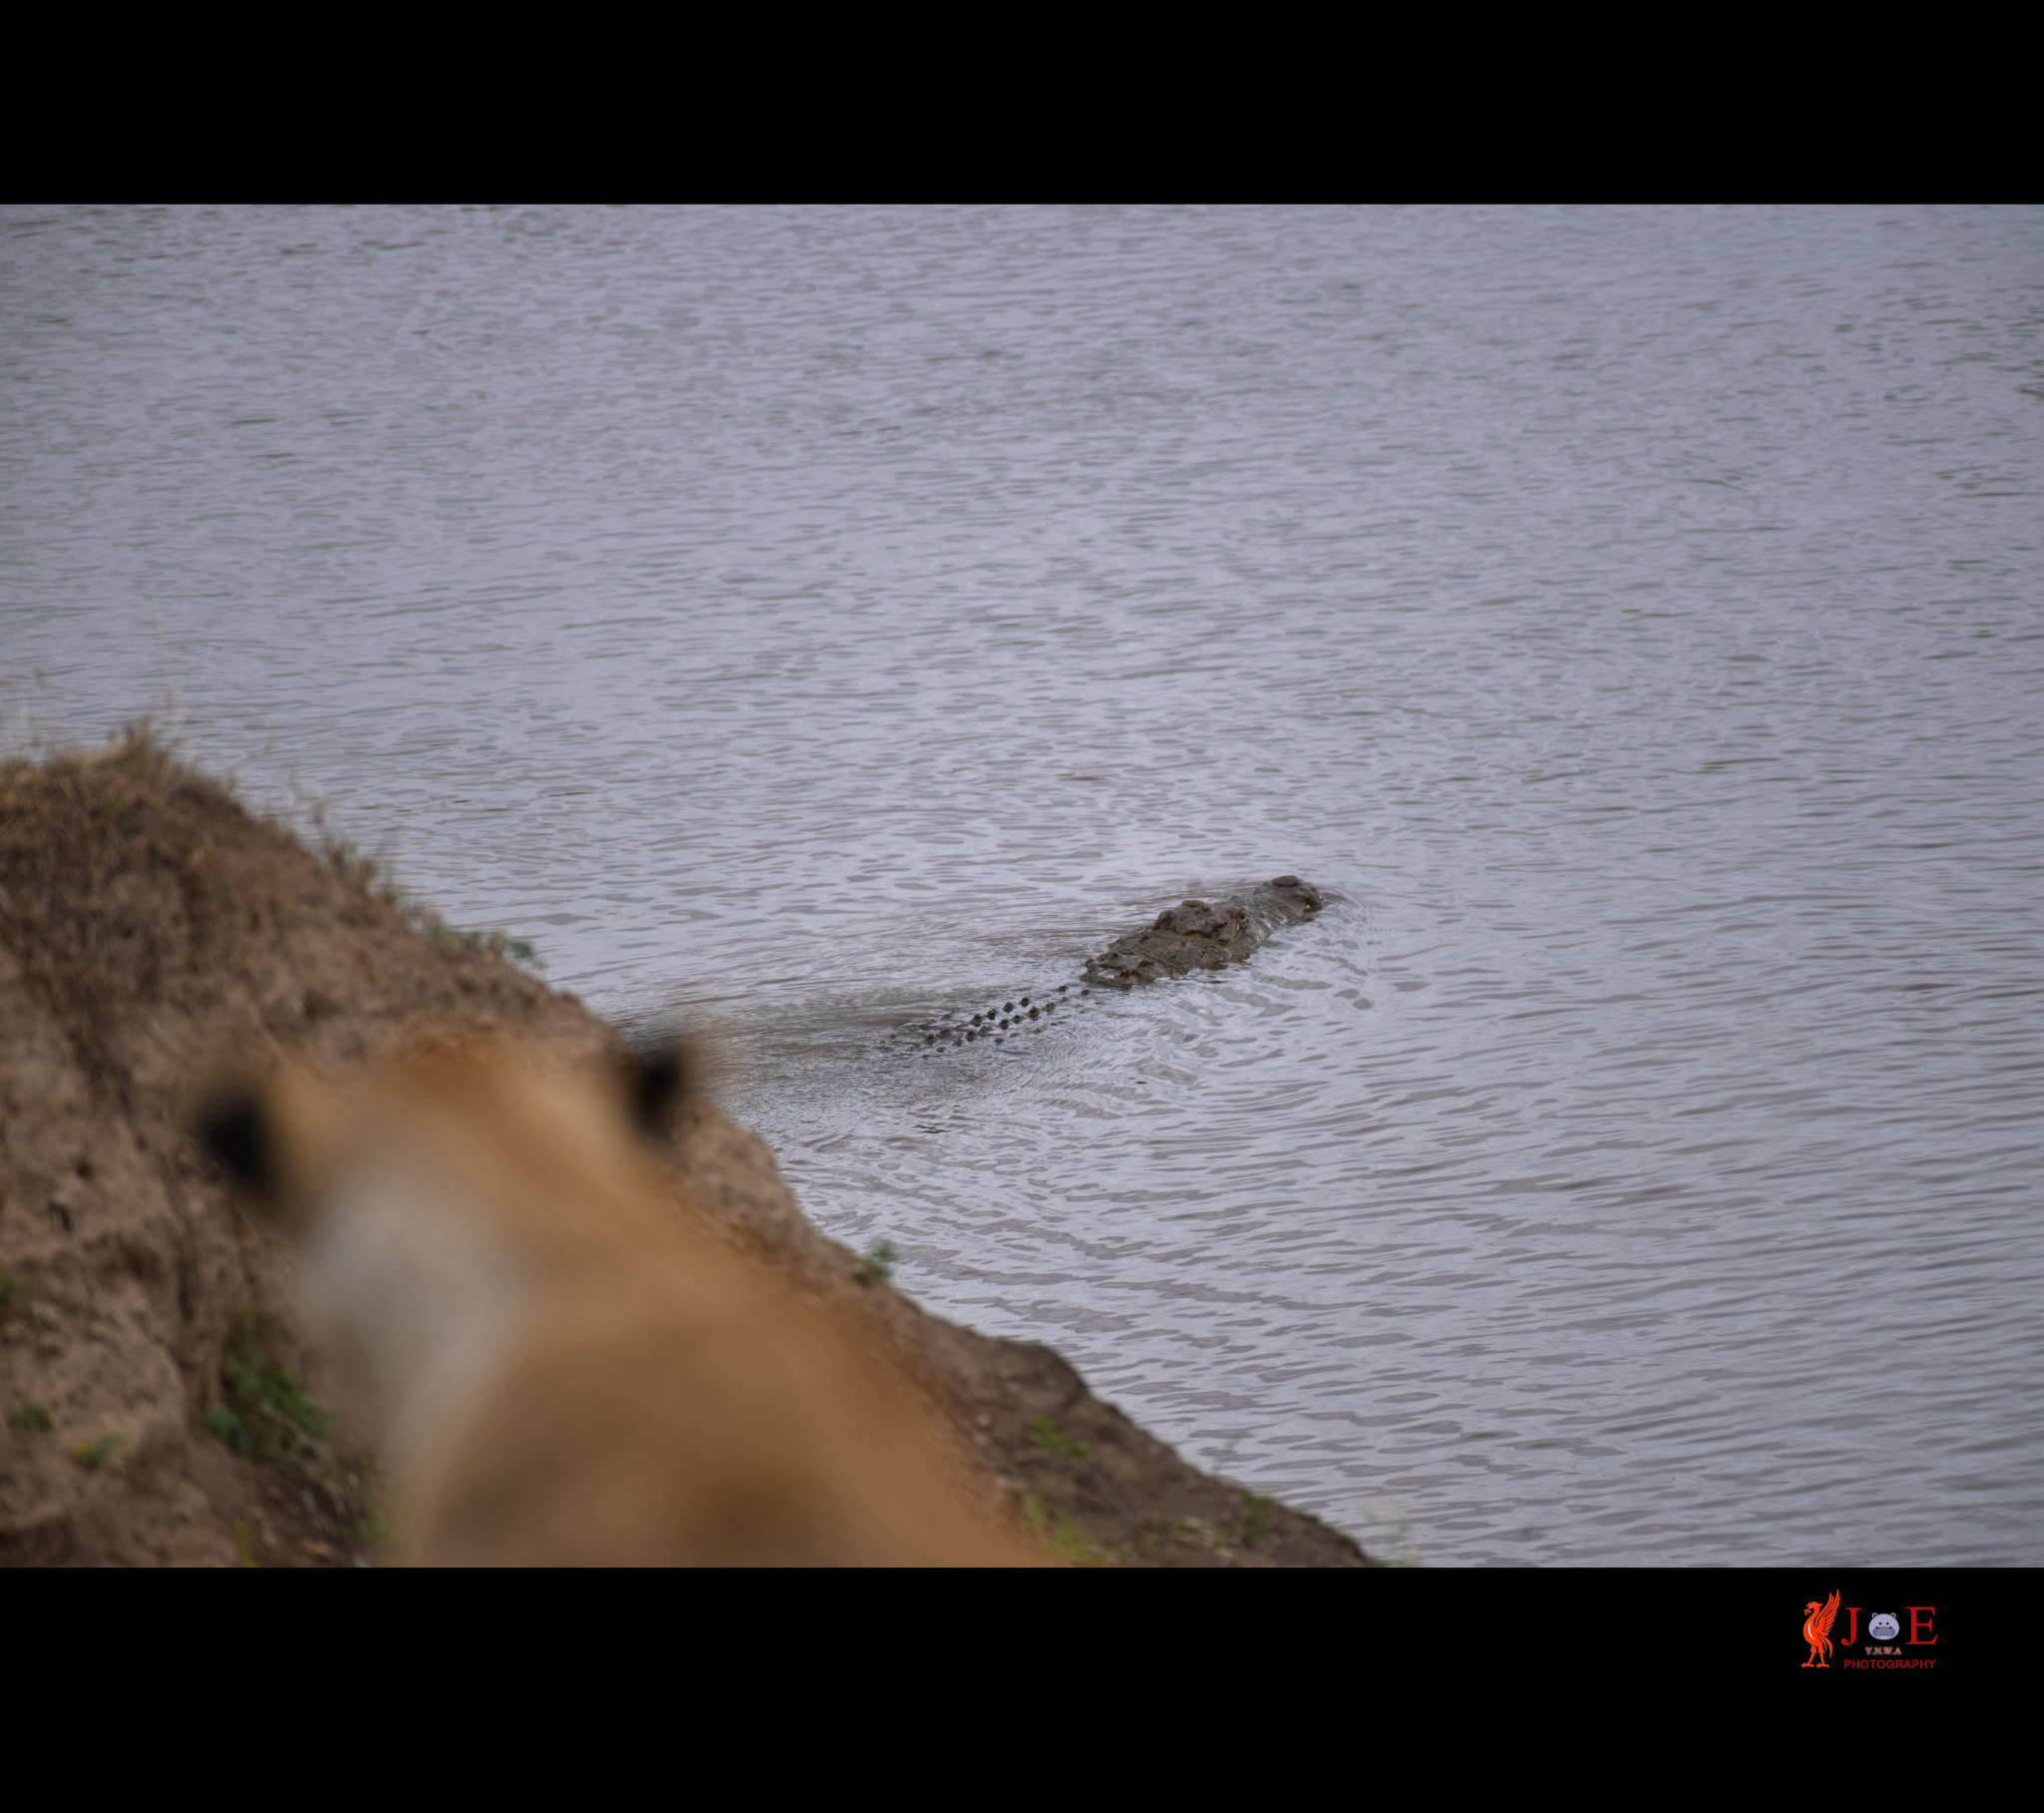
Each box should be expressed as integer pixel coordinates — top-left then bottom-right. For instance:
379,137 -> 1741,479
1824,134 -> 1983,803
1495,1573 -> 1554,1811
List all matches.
5,205 -> 2040,1565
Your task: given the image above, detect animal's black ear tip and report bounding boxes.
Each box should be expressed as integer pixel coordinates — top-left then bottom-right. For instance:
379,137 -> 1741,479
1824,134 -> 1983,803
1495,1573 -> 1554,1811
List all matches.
627,1038 -> 690,1137
196,1089 -> 277,1197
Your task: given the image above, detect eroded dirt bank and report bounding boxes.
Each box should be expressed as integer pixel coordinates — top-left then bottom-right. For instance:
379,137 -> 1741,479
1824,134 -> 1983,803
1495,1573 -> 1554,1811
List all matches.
0,733 -> 1372,1567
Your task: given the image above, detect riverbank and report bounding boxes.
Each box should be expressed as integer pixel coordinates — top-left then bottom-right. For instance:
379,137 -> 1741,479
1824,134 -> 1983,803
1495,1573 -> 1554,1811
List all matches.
0,730 -> 1372,1567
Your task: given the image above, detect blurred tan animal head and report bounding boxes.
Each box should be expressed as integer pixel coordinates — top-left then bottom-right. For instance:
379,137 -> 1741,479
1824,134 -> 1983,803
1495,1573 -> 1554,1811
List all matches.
200,1034 -> 1038,1566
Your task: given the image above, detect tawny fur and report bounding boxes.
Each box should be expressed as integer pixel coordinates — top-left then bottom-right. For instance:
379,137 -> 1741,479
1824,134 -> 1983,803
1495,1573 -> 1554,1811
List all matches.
242,1036 -> 1041,1566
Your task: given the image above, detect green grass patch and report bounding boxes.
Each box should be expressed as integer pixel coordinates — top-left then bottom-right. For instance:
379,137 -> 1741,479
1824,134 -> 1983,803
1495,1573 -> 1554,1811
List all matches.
1023,1494 -> 1108,1566
1029,1415 -> 1091,1460
1232,1490 -> 1276,1550
854,1239 -> 899,1285
428,925 -> 545,971
1134,1515 -> 1209,1551
0,1268 -> 35,1311
204,1310 -> 334,1470
328,1471 -> 397,1550
70,1434 -> 122,1470
7,1402 -> 54,1433
203,1311 -> 389,1550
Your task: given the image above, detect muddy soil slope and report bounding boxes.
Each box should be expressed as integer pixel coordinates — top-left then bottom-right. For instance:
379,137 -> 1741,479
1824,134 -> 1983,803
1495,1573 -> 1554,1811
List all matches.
0,732 -> 1372,1568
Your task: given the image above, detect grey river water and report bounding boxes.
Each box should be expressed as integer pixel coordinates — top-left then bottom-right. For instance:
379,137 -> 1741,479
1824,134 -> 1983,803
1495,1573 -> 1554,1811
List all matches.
5,206 -> 2041,1564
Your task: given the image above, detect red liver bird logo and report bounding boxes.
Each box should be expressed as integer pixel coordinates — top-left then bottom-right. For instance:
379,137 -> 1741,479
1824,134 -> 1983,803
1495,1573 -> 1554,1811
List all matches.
1802,1590 -> 1841,1666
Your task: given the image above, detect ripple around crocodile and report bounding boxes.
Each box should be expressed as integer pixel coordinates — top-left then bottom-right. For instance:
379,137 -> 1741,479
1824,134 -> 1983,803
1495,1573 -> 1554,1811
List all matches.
880,876 -> 1328,1057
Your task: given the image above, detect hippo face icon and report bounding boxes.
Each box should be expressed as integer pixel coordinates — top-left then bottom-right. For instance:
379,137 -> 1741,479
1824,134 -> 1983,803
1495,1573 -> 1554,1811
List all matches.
1868,1612 -> 1900,1641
